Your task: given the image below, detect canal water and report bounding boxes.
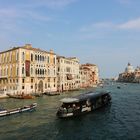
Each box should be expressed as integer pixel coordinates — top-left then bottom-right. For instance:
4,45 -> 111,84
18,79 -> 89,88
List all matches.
0,82 -> 140,140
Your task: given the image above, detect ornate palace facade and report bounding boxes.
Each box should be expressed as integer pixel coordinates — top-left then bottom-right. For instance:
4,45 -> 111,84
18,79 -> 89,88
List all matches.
0,44 -> 100,96
0,44 -> 57,95
57,56 -> 80,91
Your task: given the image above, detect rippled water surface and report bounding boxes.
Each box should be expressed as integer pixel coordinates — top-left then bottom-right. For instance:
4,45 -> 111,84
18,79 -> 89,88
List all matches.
0,82 -> 140,140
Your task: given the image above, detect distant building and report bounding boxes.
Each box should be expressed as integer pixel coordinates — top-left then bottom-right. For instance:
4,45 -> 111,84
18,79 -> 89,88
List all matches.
118,63 -> 140,83
125,63 -> 134,73
134,67 -> 140,83
80,63 -> 99,88
0,44 -> 57,95
57,56 -> 80,91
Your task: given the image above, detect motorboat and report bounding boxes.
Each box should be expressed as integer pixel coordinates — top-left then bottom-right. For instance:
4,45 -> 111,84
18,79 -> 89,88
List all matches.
0,103 -> 37,117
57,91 -> 111,118
7,93 -> 35,99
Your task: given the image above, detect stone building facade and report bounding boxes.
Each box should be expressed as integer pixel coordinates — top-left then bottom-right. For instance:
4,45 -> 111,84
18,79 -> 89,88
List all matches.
134,67 -> 140,83
57,56 -> 80,91
118,63 -> 140,83
0,44 -> 57,95
80,63 -> 99,88
0,44 -> 100,97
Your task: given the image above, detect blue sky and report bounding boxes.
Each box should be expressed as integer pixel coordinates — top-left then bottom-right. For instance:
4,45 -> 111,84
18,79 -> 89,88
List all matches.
0,0 -> 140,78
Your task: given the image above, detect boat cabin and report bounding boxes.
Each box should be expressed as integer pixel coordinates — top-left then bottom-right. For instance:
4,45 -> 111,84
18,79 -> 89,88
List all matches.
57,91 -> 111,118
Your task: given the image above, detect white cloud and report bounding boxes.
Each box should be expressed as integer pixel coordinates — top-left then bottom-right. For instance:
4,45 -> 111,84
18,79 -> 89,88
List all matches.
22,0 -> 78,9
80,22 -> 114,32
0,7 -> 52,33
0,0 -> 76,46
78,18 -> 140,40
80,17 -> 140,33
42,0 -> 78,8
0,0 -> 77,33
118,18 -> 140,29
0,9 -> 19,18
23,11 -> 52,22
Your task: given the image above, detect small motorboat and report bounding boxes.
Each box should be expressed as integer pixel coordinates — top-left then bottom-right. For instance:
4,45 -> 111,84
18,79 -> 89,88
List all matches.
0,103 -> 37,117
7,94 -> 35,99
56,91 -> 111,118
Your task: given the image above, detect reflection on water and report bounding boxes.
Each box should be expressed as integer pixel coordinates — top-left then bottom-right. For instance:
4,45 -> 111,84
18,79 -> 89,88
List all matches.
0,82 -> 140,140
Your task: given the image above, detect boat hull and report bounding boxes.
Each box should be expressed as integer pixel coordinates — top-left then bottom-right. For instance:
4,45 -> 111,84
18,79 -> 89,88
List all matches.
0,103 -> 37,117
7,94 -> 35,99
57,102 -> 111,118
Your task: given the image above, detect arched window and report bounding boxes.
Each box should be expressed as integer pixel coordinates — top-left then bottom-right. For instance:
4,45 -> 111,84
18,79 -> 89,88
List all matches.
31,54 -> 33,61
22,52 -> 25,61
48,69 -> 50,75
42,56 -> 44,61
31,67 -> 33,75
35,55 -> 37,60
53,57 -> 55,64
22,67 -> 24,74
48,56 -> 50,63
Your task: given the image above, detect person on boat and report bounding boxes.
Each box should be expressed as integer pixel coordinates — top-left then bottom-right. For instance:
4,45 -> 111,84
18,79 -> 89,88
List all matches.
86,100 -> 91,107
73,104 -> 76,110
73,104 -> 76,108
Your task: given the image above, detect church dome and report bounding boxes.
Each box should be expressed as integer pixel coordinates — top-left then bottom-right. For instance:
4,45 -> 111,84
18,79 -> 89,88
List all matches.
125,63 -> 134,73
135,66 -> 140,72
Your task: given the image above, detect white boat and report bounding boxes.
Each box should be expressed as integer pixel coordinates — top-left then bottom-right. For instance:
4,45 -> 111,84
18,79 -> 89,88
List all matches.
0,103 -> 37,117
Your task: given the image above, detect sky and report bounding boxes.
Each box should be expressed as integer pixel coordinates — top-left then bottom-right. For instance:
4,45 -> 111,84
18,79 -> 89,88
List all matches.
0,0 -> 140,78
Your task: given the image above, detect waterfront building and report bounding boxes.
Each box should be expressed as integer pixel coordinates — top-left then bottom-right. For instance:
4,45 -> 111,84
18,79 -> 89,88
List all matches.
80,63 -> 99,88
118,63 -> 140,83
80,66 -> 91,88
57,56 -> 80,91
134,67 -> 140,83
118,63 -> 135,82
0,44 -> 57,96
